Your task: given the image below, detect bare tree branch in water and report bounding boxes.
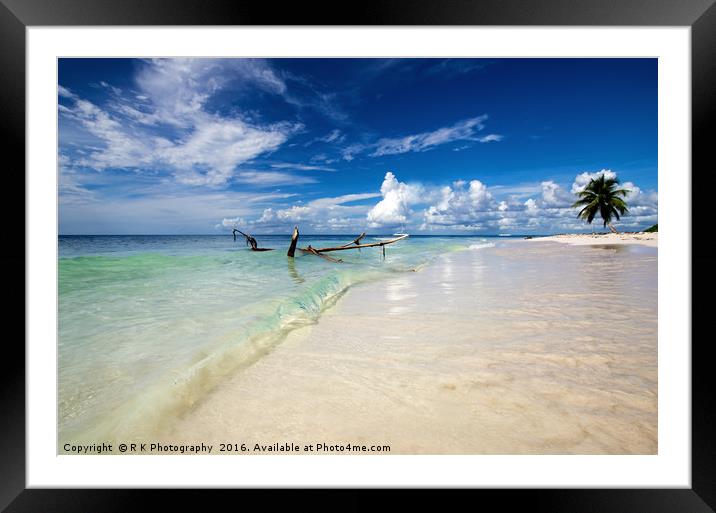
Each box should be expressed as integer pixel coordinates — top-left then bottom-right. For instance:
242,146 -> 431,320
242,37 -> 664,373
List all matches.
232,229 -> 273,251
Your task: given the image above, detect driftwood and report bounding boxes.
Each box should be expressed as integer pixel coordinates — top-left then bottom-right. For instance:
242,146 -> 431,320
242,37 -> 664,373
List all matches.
286,229 -> 408,261
232,229 -> 274,251
337,232 -> 366,248
232,226 -> 408,261
302,246 -> 343,263
304,234 -> 409,253
287,226 -> 300,258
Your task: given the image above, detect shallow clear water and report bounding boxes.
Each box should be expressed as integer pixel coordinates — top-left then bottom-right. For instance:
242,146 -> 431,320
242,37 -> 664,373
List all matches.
58,234 -> 494,442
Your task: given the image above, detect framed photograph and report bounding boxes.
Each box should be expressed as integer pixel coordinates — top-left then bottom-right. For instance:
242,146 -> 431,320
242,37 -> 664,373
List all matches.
3,0 -> 713,510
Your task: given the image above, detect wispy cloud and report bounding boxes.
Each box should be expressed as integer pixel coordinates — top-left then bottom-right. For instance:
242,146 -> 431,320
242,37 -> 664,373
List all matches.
372,116 -> 498,156
59,59 -> 304,187
58,85 -> 77,99
338,115 -> 502,161
250,192 -> 382,231
270,163 -> 336,172
424,59 -> 489,78
133,58 -> 288,128
317,129 -> 346,144
234,171 -> 317,186
163,119 -> 299,186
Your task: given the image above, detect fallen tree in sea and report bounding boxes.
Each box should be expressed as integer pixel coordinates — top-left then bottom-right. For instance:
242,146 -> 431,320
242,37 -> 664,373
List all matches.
232,229 -> 274,251
289,226 -> 408,260
235,226 -> 408,261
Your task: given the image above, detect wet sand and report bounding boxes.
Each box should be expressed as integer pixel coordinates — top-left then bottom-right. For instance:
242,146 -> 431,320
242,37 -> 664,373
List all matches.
162,240 -> 658,454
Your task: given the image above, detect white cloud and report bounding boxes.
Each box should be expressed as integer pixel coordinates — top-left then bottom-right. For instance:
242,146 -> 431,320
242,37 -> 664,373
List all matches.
366,172 -> 423,227
571,169 -> 618,194
233,171 -> 317,186
310,192 -> 382,209
249,192 -> 382,230
490,183 -> 542,198
371,115 -> 496,157
59,169 -> 97,205
338,115 -> 501,161
64,99 -> 158,170
317,129 -> 345,144
59,59 -> 302,187
270,163 -> 335,172
221,217 -> 245,228
341,143 -> 366,162
524,197 -> 539,215
540,180 -> 573,207
421,179 -> 497,228
622,181 -> 658,207
58,85 -> 77,99
161,119 -> 296,186
133,58 -> 287,128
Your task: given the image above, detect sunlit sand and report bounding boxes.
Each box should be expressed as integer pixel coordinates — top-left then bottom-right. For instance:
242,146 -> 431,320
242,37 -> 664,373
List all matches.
163,240 -> 657,454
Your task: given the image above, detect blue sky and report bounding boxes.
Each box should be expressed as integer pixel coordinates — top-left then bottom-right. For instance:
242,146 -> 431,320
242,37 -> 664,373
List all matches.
58,58 -> 657,234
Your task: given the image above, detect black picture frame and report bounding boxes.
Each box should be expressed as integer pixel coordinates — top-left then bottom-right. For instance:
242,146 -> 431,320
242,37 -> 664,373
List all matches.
2,1 -> 713,511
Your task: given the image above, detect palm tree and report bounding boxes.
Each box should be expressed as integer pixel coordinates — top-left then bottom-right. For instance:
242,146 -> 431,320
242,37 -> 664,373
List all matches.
572,174 -> 630,233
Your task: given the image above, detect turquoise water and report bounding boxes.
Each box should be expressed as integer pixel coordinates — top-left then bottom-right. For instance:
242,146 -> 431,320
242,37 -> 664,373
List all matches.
58,234 -> 496,442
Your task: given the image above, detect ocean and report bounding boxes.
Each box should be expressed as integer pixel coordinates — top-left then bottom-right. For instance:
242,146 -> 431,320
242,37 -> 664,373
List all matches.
58,233 -> 495,444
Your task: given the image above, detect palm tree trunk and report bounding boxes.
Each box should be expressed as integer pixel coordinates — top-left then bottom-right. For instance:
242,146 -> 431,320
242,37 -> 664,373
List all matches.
607,223 -> 619,234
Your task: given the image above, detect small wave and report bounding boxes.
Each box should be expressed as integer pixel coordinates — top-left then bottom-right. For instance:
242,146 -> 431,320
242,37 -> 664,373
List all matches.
468,242 -> 496,250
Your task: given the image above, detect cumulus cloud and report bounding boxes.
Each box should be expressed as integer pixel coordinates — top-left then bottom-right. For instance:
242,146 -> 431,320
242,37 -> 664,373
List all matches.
560,170 -> 658,229
571,169 -> 618,194
622,181 -> 658,207
417,169 -> 657,233
422,179 -> 497,229
540,180 -> 573,207
366,172 -> 423,227
215,168 -> 657,234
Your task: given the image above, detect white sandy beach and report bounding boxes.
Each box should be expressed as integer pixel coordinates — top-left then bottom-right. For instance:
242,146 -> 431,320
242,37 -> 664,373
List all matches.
161,239 -> 658,455
532,232 -> 658,247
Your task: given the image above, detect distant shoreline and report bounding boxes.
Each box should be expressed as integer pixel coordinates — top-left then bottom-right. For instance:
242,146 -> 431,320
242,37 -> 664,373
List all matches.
529,232 -> 657,247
